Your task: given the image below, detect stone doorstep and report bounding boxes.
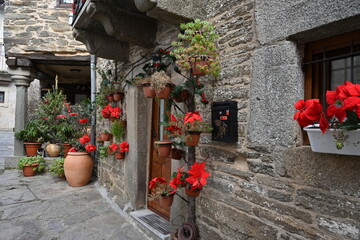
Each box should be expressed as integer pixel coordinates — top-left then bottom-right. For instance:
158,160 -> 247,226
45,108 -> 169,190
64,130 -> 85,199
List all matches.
130,209 -> 171,240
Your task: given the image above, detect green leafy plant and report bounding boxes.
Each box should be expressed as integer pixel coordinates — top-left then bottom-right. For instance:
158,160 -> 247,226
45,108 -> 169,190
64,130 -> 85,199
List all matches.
48,158 -> 65,177
111,119 -> 126,142
15,119 -> 45,142
172,19 -> 221,78
18,156 -> 46,172
99,145 -> 110,159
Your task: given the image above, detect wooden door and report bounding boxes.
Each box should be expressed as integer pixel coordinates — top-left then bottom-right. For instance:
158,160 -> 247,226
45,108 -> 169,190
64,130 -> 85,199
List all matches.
148,99 -> 172,220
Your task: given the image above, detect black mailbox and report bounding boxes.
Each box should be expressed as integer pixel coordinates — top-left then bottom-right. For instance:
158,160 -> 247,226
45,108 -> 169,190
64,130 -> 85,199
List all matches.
211,101 -> 238,142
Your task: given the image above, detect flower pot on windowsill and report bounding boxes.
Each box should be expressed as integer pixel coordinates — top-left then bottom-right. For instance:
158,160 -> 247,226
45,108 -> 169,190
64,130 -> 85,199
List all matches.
185,188 -> 202,197
141,82 -> 156,98
185,131 -> 201,146
155,141 -> 173,157
304,125 -> 360,156
159,195 -> 174,208
155,83 -> 172,99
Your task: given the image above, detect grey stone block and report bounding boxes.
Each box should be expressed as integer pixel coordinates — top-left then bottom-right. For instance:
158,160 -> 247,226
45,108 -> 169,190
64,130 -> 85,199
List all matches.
317,216 -> 360,240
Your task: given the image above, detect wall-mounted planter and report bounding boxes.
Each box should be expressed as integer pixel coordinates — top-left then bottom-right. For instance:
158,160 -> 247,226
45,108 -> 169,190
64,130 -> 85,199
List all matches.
185,132 -> 201,146
115,152 -> 125,159
155,141 -> 173,157
304,126 -> 360,156
113,92 -> 124,101
155,84 -> 172,99
141,82 -> 156,98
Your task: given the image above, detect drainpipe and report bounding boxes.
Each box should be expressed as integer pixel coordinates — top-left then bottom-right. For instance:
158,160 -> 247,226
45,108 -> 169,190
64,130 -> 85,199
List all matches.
90,54 -> 96,156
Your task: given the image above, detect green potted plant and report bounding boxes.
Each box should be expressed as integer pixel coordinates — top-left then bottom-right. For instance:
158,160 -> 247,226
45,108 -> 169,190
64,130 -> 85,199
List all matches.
15,119 -> 45,156
172,19 -> 221,78
100,129 -> 113,142
111,119 -> 126,141
48,158 -> 65,178
18,156 -> 45,177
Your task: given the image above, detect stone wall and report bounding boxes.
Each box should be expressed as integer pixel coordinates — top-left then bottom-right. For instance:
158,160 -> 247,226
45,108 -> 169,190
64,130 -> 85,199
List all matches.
194,0 -> 360,239
4,0 -> 86,55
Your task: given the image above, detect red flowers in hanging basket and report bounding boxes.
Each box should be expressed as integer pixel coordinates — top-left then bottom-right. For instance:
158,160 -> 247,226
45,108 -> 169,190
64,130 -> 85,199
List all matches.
101,104 -> 122,119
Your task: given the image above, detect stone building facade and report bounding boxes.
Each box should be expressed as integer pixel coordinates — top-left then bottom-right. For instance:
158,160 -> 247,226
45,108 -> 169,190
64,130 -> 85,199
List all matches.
5,0 -> 358,239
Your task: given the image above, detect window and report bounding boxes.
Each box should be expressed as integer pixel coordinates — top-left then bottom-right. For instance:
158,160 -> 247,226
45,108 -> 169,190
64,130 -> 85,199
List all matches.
0,91 -> 4,103
57,0 -> 72,7
304,30 -> 360,105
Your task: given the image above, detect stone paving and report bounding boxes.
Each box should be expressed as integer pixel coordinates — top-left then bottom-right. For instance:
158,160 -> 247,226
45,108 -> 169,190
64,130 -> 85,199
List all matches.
0,130 -> 14,172
0,170 -> 152,240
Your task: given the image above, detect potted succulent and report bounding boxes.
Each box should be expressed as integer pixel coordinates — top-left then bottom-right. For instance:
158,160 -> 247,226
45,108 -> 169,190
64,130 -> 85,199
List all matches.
15,119 -> 44,156
48,158 -> 65,178
172,19 -> 221,78
18,156 -> 45,177
294,81 -> 360,156
151,70 -> 173,99
148,177 -> 177,208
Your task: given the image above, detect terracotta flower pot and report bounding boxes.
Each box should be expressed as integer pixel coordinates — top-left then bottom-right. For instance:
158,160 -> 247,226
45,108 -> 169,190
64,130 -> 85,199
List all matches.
113,92 -> 124,102
115,152 -> 125,159
24,142 -> 42,157
159,195 -> 174,208
191,60 -> 208,76
185,188 -> 202,197
62,143 -> 72,157
106,94 -> 114,102
100,132 -> 113,141
64,152 -> 94,187
46,144 -> 61,157
141,83 -> 156,98
155,141 -> 173,157
173,89 -> 190,103
22,163 -> 39,177
185,132 -> 201,146
156,84 -> 172,99
171,148 -> 184,160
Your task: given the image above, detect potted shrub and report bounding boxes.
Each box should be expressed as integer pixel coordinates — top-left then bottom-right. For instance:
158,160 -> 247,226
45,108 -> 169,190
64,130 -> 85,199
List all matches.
48,158 -> 65,178
151,70 -> 173,99
294,81 -> 360,156
108,141 -> 129,159
18,156 -> 45,177
15,119 -> 44,156
183,112 -> 212,146
148,177 -> 177,208
172,19 -> 221,78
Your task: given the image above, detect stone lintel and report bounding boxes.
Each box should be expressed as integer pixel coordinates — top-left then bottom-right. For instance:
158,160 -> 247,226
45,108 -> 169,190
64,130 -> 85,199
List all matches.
73,29 -> 130,61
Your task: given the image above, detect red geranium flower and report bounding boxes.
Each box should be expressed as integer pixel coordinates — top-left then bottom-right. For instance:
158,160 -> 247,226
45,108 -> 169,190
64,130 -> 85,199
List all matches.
184,112 -> 203,123
185,162 -> 210,190
56,115 -> 67,119
101,104 -> 112,118
69,147 -> 78,152
79,134 -> 91,144
149,177 -> 166,189
85,144 -> 97,152
79,118 -> 89,124
69,112 -> 79,116
119,141 -> 129,152
109,143 -> 119,151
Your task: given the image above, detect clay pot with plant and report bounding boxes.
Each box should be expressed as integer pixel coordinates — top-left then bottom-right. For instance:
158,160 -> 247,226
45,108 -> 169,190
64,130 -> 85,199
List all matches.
100,130 -> 113,142
15,119 -> 44,157
151,71 -> 173,99
48,158 -> 65,178
155,141 -> 173,157
18,156 -> 46,177
148,177 -> 176,208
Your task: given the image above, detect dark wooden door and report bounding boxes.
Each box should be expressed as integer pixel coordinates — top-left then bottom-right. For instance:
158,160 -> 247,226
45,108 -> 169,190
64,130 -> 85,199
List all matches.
148,99 -> 172,220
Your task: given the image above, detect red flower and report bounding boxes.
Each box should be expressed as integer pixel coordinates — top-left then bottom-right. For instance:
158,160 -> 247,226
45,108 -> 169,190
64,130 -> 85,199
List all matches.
69,147 -> 78,152
79,118 -> 89,124
110,107 -> 122,119
101,104 -> 112,118
185,162 -> 210,190
184,112 -> 203,124
79,134 -> 91,144
109,143 -> 119,151
65,103 -> 71,113
293,99 -> 323,127
70,112 -> 78,116
85,144 -> 97,152
120,141 -> 129,152
56,115 -> 67,119
149,177 -> 166,189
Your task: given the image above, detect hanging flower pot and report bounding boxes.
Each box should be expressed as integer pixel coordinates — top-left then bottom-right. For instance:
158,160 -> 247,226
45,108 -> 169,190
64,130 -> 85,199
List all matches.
159,195 -> 174,208
141,82 -> 156,98
185,188 -> 202,197
173,89 -> 190,103
106,94 -> 114,102
185,131 -> 201,146
155,84 -> 172,99
113,92 -> 124,102
155,141 -> 173,157
24,142 -> 42,157
62,143 -> 72,157
115,152 -> 125,159
100,132 -> 113,141
64,152 -> 94,187
22,163 -> 40,177
191,55 -> 209,76
171,148 -> 184,160
46,144 -> 61,157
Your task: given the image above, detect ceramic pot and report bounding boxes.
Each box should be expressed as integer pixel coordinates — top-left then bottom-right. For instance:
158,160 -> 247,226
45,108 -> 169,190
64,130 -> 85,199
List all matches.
64,152 -> 94,187
115,152 -> 125,159
155,84 -> 172,99
106,94 -> 114,102
100,132 -> 113,141
155,141 -> 173,157
22,163 -> 39,177
62,143 -> 72,157
173,89 -> 190,102
171,148 -> 184,160
185,132 -> 201,146
159,195 -> 174,208
141,83 -> 156,98
46,144 -> 61,157
185,188 -> 202,197
113,92 -> 124,101
24,142 -> 42,157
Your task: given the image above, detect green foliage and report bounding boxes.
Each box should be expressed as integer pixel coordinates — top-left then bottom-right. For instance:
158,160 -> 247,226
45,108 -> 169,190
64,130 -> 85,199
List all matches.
48,158 -> 65,177
99,145 -> 109,159
15,119 -> 45,142
111,120 -> 126,142
18,156 -> 46,172
171,19 -> 221,78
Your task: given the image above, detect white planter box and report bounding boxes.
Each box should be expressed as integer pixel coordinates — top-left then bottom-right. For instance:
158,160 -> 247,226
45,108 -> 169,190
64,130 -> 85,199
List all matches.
304,125 -> 360,156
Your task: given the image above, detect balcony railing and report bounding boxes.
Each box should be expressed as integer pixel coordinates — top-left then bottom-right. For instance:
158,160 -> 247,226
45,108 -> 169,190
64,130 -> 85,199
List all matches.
72,0 -> 87,24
